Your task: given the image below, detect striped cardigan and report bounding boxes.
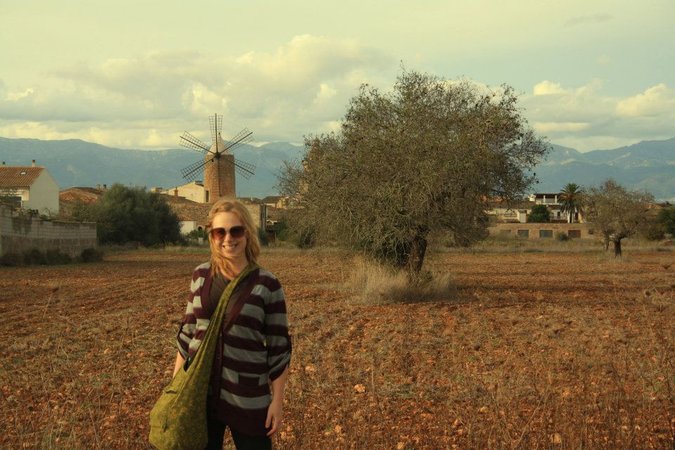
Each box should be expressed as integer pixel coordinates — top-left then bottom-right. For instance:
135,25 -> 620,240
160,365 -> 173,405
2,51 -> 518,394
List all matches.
176,262 -> 292,436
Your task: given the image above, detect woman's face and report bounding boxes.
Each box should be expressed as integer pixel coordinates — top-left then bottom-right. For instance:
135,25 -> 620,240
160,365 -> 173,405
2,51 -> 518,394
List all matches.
210,211 -> 248,262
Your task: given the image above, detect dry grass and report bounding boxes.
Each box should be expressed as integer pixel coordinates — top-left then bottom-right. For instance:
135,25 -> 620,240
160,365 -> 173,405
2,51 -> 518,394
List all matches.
346,256 -> 456,304
0,246 -> 673,449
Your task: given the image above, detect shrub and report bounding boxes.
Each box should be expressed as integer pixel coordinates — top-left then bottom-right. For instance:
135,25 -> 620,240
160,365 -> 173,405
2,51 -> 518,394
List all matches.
272,220 -> 289,241
0,252 -> 23,266
80,247 -> 104,263
23,248 -> 46,265
527,205 -> 551,223
44,249 -> 73,265
296,228 -> 316,249
86,184 -> 182,246
555,232 -> 570,242
657,206 -> 675,236
642,221 -> 665,241
258,227 -> 270,247
185,228 -> 207,240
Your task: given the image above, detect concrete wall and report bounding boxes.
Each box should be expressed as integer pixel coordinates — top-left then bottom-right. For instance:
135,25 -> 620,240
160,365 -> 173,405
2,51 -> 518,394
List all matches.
25,170 -> 60,215
489,222 -> 593,239
0,206 -> 97,257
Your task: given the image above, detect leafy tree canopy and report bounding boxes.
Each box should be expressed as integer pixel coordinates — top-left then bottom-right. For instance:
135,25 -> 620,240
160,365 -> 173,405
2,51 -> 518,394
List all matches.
73,184 -> 181,246
527,204 -> 551,223
584,179 -> 654,256
280,69 -> 549,275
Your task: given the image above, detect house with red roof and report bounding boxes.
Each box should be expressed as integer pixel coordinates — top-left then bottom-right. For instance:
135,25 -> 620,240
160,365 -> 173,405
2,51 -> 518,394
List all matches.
0,160 -> 59,215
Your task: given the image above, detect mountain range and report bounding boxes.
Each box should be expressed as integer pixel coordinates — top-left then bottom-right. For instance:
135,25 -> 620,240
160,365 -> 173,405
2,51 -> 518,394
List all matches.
0,138 -> 303,199
1,137 -> 673,201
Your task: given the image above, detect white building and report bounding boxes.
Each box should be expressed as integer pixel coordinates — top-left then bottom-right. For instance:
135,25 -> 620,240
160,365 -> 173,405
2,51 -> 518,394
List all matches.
162,181 -> 207,203
0,161 -> 60,215
528,192 -> 582,223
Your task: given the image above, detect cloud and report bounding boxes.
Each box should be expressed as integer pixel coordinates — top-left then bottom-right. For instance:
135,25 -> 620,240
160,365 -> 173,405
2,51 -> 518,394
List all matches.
534,122 -> 590,133
0,36 -> 394,148
1,37 -> 673,155
533,81 -> 566,96
615,83 -> 675,117
523,80 -> 675,151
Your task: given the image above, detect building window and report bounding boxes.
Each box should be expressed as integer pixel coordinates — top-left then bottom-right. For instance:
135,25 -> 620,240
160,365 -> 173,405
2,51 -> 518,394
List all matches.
568,229 -> 581,239
517,229 -> 529,238
539,229 -> 553,238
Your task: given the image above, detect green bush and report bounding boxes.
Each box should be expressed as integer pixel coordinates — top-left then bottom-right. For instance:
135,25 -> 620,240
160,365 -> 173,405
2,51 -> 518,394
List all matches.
44,249 -> 73,265
258,227 -> 270,246
185,228 -> 207,240
76,184 -> 182,246
555,232 -> 570,242
0,248 -> 101,266
23,248 -> 46,265
0,252 -> 23,266
272,220 -> 289,241
296,228 -> 316,249
642,220 -> 665,241
527,205 -> 551,223
80,247 -> 104,263
271,217 -> 315,249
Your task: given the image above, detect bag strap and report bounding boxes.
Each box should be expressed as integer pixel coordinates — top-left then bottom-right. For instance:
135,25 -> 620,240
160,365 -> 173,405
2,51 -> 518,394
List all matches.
186,263 -> 258,371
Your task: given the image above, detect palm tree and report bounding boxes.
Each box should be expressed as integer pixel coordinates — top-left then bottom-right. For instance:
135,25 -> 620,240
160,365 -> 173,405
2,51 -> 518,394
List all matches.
559,183 -> 583,223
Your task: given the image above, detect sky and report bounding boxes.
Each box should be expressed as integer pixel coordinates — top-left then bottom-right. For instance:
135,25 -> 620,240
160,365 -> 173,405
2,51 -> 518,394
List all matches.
1,0 -> 674,153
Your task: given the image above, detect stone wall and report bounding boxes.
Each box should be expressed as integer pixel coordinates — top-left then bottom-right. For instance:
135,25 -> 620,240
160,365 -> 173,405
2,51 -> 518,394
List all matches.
488,222 -> 594,240
0,206 -> 97,257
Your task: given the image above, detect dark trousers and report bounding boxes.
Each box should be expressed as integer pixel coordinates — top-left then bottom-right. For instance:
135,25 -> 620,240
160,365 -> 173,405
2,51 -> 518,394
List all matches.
205,412 -> 272,450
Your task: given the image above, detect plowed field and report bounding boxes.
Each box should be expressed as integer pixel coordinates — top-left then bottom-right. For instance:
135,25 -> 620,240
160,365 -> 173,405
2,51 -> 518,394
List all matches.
1,248 -> 673,449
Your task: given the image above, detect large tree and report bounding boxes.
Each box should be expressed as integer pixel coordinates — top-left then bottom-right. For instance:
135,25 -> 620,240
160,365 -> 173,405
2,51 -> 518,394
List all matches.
584,179 -> 654,257
73,184 -> 181,246
280,70 -> 548,277
559,182 -> 583,223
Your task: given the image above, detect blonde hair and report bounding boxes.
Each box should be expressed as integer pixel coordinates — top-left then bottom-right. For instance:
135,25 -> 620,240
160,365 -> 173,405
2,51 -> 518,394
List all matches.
206,199 -> 261,278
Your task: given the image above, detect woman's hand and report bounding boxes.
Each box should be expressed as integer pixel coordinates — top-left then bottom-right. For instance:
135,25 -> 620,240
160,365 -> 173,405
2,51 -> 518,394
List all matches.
265,397 -> 283,436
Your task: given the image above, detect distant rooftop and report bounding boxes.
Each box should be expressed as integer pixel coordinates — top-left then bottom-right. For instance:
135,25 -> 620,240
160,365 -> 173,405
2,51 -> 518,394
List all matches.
0,166 -> 44,188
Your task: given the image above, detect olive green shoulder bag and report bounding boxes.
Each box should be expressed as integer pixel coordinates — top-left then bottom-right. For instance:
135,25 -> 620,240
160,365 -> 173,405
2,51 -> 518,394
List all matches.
149,263 -> 257,450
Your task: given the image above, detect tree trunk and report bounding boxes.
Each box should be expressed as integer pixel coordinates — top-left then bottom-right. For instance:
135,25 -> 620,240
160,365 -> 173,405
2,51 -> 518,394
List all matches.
406,234 -> 428,278
613,239 -> 622,257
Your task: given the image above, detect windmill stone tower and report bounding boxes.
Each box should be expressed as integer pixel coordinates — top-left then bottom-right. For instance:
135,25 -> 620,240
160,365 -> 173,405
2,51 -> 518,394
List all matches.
179,114 -> 255,203
204,133 -> 236,200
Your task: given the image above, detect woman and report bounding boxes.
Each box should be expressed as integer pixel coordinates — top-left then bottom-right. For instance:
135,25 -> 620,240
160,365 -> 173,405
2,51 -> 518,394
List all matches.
173,199 -> 291,450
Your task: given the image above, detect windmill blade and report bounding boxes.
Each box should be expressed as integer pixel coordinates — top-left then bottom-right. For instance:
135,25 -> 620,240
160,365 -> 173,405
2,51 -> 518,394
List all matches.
217,156 -> 256,179
222,128 -> 254,153
233,158 -> 256,179
209,114 -> 222,145
179,131 -> 210,153
180,157 -> 213,181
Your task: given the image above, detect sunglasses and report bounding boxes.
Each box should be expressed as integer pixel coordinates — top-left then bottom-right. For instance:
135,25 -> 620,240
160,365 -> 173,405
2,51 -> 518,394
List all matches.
210,226 -> 246,240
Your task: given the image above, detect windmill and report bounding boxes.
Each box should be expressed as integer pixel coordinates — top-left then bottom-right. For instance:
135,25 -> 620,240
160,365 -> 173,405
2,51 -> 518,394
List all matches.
179,114 -> 255,202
